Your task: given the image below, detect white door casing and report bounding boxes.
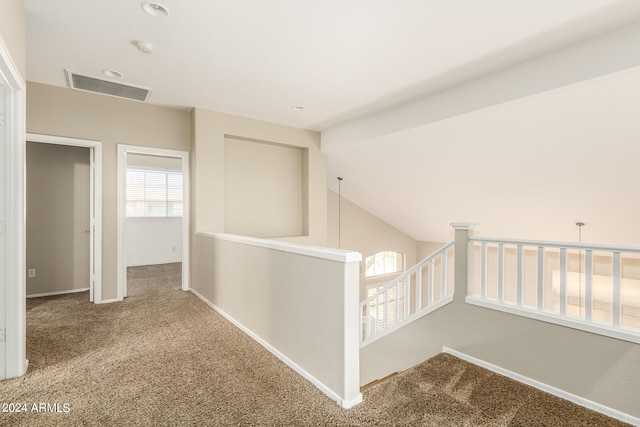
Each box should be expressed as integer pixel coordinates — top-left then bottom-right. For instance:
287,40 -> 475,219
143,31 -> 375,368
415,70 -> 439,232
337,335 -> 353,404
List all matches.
0,84 -> 7,380
1,40 -> 27,381
26,133 -> 103,304
117,145 -> 190,299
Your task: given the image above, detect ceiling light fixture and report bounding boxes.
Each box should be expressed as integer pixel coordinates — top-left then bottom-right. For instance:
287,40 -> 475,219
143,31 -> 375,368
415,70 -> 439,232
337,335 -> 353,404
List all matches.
292,106 -> 304,111
135,41 -> 154,53
141,1 -> 170,18
102,69 -> 123,79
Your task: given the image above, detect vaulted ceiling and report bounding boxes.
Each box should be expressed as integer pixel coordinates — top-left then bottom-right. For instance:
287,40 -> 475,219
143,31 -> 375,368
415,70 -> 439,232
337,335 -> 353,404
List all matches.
25,0 -> 640,244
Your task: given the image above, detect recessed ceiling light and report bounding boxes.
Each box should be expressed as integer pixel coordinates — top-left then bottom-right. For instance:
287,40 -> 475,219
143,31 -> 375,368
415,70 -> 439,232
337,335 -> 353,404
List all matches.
292,106 -> 304,111
135,41 -> 154,54
102,69 -> 123,79
141,1 -> 169,18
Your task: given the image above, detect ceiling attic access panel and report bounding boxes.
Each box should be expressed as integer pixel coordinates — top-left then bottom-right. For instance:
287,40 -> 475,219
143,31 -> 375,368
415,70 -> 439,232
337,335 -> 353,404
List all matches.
223,136 -> 307,238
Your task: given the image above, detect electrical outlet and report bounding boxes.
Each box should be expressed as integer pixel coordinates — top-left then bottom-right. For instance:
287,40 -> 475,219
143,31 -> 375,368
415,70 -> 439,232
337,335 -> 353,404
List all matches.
0,328 -> 5,342
28,268 -> 36,278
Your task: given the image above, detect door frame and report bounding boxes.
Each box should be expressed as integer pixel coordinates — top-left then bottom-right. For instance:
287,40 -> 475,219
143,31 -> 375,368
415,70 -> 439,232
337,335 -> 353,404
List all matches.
1,39 -> 27,380
117,145 -> 190,299
26,133 -> 103,303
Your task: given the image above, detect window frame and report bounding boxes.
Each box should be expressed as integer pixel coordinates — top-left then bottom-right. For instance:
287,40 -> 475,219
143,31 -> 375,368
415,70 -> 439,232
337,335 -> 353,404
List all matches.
125,166 -> 183,219
364,250 -> 405,279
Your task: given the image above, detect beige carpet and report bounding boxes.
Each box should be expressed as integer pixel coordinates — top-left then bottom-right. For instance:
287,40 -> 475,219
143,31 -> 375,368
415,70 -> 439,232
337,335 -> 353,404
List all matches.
0,263 -> 629,426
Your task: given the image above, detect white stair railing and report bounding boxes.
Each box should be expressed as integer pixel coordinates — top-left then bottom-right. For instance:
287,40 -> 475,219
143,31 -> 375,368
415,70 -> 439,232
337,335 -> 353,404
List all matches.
467,237 -> 640,344
360,242 -> 455,347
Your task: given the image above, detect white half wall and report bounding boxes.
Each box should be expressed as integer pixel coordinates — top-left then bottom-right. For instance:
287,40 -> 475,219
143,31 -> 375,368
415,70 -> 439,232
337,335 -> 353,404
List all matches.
191,232 -> 362,408
126,218 -> 182,267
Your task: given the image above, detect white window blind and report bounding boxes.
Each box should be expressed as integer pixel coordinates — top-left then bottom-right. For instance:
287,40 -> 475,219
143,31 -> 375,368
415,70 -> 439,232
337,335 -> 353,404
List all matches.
126,168 -> 183,217
367,281 -> 408,330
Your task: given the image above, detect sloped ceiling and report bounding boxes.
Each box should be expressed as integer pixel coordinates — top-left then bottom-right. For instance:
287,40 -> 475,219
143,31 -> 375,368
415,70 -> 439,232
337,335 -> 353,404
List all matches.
25,0 -> 640,245
326,67 -> 640,245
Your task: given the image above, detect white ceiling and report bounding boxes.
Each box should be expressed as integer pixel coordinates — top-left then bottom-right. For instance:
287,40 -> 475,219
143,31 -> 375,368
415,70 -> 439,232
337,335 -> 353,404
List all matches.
25,0 -> 640,245
327,67 -> 640,244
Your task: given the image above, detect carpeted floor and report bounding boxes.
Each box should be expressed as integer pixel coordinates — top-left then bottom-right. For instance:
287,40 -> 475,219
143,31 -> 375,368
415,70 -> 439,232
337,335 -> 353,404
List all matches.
0,263 -> 630,426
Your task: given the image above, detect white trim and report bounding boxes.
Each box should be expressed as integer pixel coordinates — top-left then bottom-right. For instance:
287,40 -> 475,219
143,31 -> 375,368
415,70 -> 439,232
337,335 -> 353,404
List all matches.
442,347 -> 640,426
118,145 -> 190,299
465,296 -> 640,345
449,222 -> 480,230
470,236 -> 640,254
1,38 -> 27,380
197,231 -> 362,263
360,295 -> 454,348
189,288 -> 359,409
342,261 -> 363,408
26,133 -> 103,304
27,288 -> 90,298
96,298 -> 121,305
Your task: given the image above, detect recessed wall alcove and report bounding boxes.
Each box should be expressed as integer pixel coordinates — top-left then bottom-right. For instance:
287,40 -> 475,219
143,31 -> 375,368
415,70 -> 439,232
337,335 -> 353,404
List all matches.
223,136 -> 309,238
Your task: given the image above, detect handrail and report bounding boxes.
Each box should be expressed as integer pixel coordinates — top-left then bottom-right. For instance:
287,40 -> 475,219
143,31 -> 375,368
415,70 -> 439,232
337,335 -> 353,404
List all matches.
468,237 -> 640,344
360,241 -> 455,346
362,241 -> 454,306
470,236 -> 640,254
196,231 -> 362,263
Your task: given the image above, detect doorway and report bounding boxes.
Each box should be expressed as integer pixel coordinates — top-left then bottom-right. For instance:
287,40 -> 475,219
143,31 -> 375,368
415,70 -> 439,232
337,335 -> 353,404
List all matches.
25,133 -> 103,303
117,145 -> 190,299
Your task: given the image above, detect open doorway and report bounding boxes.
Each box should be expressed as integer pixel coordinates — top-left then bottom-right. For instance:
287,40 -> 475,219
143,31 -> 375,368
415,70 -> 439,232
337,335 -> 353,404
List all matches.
25,133 -> 103,303
117,145 -> 189,299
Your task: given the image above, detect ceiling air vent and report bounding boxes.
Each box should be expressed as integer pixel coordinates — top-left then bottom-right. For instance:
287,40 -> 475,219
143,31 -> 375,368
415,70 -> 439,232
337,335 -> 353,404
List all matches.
65,70 -> 152,102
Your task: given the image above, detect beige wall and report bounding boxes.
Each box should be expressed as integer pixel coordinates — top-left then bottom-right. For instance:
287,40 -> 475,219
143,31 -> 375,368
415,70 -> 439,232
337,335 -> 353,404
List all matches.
26,142 -> 90,296
361,228 -> 640,419
0,0 -> 26,80
191,108 -> 325,245
26,82 -> 191,301
224,137 -> 304,238
191,233 -> 361,406
328,190 -> 448,299
127,153 -> 182,171
417,240 -> 447,260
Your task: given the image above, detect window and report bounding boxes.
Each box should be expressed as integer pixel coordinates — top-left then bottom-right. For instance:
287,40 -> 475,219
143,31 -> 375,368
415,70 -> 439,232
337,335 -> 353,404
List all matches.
365,251 -> 404,278
126,168 -> 183,217
366,281 -> 408,331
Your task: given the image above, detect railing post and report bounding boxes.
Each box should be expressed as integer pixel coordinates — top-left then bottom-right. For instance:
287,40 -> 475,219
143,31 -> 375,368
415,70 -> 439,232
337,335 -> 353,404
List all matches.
450,223 -> 479,300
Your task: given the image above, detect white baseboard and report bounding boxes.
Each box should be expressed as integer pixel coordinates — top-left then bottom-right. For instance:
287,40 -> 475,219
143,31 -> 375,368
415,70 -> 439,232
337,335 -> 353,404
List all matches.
126,259 -> 182,267
27,288 -> 89,299
189,288 -> 361,409
442,347 -> 639,426
96,297 -> 122,304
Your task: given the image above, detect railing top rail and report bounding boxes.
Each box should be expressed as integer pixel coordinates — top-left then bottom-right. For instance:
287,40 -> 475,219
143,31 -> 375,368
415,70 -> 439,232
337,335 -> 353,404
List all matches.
361,240 -> 454,306
470,236 -> 640,254
197,231 -> 362,263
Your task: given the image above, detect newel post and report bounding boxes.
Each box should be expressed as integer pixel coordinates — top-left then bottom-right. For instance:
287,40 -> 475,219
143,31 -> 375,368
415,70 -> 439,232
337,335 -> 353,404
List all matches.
449,223 -> 479,300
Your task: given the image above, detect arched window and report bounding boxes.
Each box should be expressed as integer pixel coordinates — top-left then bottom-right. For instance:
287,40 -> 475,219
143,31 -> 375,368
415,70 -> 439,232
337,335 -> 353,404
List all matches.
365,251 -> 404,278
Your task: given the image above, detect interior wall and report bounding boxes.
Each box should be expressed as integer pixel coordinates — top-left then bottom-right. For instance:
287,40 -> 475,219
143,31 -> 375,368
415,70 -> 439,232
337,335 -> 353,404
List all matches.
191,108 -> 325,246
26,142 -> 90,296
0,0 -> 26,79
127,153 -> 182,170
417,240 -> 448,260
191,232 -> 361,407
224,137 -> 304,238
327,189 -> 417,299
26,82 -> 191,301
